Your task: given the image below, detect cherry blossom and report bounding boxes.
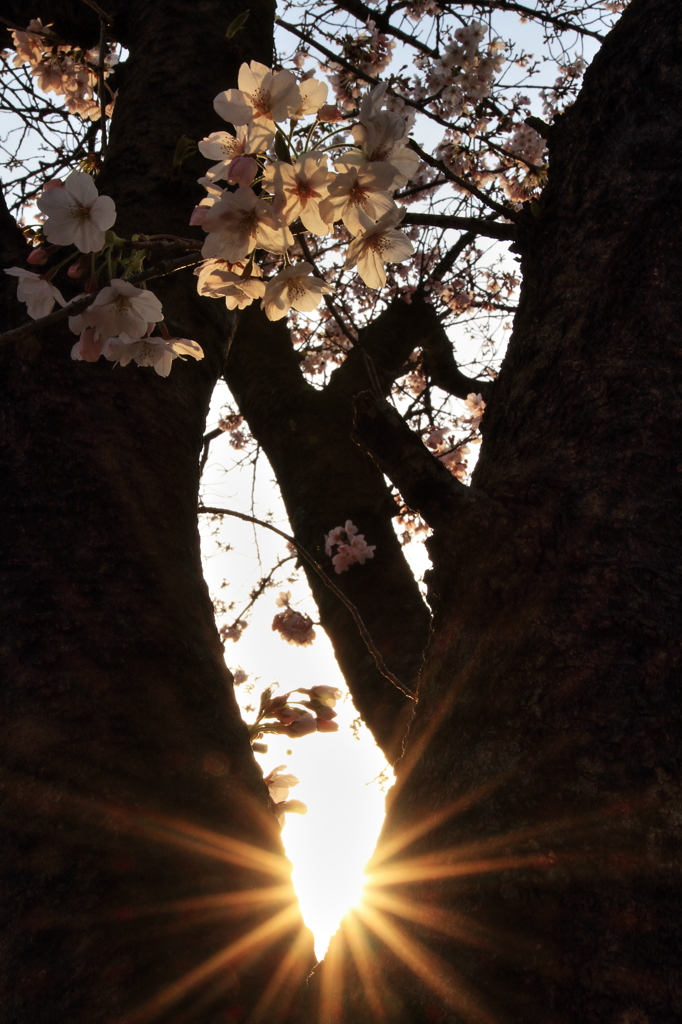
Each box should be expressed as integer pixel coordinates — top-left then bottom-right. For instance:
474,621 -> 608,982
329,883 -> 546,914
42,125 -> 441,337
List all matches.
507,125 -> 547,165
36,171 -> 116,253
298,685 -> 342,706
102,333 -> 204,377
464,392 -> 486,428
292,78 -> 329,118
264,765 -> 300,803
325,520 -> 376,573
200,187 -> 293,262
319,163 -> 396,236
198,122 -> 275,184
264,765 -> 307,826
69,279 -> 163,344
262,263 -> 335,321
284,711 -> 318,737
195,259 -> 266,309
344,207 -> 415,288
317,104 -> 343,123
272,608 -> 316,646
10,20 -> 48,66
264,152 -> 334,235
316,718 -> 339,733
3,267 -> 66,319
214,61 -> 302,128
339,113 -> 420,188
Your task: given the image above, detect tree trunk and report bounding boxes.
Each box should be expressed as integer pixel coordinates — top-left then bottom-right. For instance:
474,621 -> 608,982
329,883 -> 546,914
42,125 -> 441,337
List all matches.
226,301 -> 440,762
0,3 -> 314,1022
311,0 -> 682,1020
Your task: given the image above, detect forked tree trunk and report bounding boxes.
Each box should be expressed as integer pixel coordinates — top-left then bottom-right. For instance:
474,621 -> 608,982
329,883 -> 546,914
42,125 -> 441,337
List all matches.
311,1 -> 682,1020
0,3 -> 314,1022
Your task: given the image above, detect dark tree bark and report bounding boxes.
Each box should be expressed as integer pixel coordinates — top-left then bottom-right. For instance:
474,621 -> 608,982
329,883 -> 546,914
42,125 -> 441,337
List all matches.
0,3 -> 314,1023
311,0 -> 682,1020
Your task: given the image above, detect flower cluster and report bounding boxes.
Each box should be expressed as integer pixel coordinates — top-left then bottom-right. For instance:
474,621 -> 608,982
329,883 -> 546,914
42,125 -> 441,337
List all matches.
9,19 -> 118,119
272,592 -> 316,647
67,278 -> 203,376
5,170 -> 204,377
193,64 -> 416,320
263,765 -> 308,827
325,520 -> 376,573
426,424 -> 469,481
249,684 -> 343,742
411,22 -> 505,120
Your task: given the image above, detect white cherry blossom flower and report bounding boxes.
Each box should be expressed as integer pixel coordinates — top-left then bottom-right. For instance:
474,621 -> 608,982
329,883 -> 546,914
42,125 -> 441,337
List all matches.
69,279 -> 163,342
103,333 -> 204,377
195,260 -> 266,310
201,187 -> 293,262
345,206 -> 415,288
264,765 -> 300,804
37,171 -> 116,253
319,163 -> 396,235
261,262 -> 334,321
264,152 -> 334,235
338,112 -> 420,188
464,392 -> 486,428
292,77 -> 328,118
4,267 -> 66,319
198,122 -> 275,183
214,61 -> 302,128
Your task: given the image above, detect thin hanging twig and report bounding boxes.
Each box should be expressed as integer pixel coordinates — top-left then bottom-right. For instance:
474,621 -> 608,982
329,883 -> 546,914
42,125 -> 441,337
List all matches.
198,504 -> 417,701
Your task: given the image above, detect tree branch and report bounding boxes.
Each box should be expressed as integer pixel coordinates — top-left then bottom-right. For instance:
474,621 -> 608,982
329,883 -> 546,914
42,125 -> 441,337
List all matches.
402,211 -> 516,240
331,0 -> 438,56
199,505 -> 416,700
408,138 -> 517,219
352,390 -> 479,531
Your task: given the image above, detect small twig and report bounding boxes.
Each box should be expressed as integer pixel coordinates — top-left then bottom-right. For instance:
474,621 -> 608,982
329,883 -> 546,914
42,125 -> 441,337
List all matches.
408,138 -> 517,221
96,17 -> 108,154
200,426 -> 224,474
298,234 -> 358,344
199,504 -> 417,701
81,0 -> 115,25
0,251 -> 203,347
0,15 -> 28,32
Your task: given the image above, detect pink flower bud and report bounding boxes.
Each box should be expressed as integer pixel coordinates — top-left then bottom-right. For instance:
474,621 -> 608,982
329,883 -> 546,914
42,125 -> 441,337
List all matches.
317,104 -> 343,123
263,694 -> 290,716
27,247 -> 48,265
75,328 -> 103,363
316,717 -> 339,733
286,712 -> 317,737
273,706 -> 302,725
312,704 -> 337,721
67,259 -> 86,278
42,179 -> 64,191
309,685 -> 342,705
226,155 -> 258,188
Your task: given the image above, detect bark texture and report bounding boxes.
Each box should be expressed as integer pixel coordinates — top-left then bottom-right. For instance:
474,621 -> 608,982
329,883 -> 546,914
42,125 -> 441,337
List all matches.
311,1 -> 682,1020
0,3 -> 314,1022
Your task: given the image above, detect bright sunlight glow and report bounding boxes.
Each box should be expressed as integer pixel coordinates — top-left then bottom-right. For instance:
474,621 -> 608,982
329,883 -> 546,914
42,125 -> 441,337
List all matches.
200,381 -> 394,959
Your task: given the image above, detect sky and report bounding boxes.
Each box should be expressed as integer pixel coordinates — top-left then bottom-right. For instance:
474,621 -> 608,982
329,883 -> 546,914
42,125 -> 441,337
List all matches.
199,379 -> 402,959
